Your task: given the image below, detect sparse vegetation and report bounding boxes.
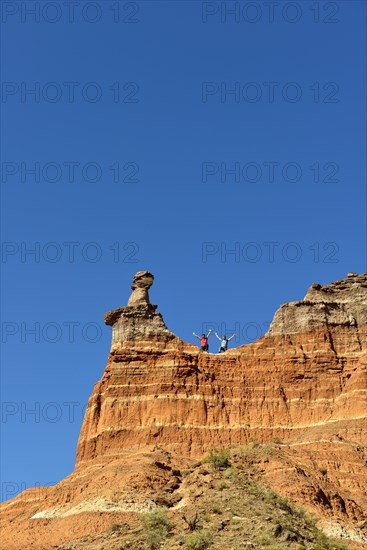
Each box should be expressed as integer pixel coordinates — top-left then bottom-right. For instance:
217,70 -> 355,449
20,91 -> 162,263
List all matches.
183,530 -> 213,550
201,513 -> 211,524
222,465 -> 237,478
64,443 -> 357,550
202,448 -> 230,470
141,507 -> 172,550
314,531 -> 351,550
183,511 -> 200,532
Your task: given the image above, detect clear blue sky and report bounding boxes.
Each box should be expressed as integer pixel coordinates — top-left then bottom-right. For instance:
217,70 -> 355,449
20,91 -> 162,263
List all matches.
1,0 -> 366,502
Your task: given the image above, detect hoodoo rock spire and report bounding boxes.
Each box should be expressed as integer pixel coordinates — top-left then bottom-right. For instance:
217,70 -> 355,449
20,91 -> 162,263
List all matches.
104,271 -> 175,343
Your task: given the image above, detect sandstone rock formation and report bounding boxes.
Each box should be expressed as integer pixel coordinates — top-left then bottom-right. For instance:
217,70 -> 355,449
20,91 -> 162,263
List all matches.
127,270 -> 154,306
104,270 -> 174,343
269,271 -> 366,335
76,272 -> 367,466
1,272 -> 366,549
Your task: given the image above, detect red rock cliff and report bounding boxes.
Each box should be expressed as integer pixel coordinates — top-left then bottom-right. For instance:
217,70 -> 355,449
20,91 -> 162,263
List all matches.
1,271 -> 366,549
76,272 -> 367,466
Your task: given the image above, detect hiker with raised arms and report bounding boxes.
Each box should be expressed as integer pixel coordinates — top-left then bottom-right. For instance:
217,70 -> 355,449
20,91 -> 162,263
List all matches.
215,332 -> 236,353
193,329 -> 212,352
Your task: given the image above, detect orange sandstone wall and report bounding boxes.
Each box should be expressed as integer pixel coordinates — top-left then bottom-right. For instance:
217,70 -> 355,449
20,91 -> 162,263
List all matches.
76,273 -> 367,467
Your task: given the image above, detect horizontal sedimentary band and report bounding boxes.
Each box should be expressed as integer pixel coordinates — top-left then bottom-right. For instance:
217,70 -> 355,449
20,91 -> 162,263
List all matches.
79,416 -> 367,440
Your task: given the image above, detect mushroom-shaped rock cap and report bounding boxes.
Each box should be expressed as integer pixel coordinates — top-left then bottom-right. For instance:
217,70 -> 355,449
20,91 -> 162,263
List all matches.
127,271 -> 154,306
131,271 -> 154,290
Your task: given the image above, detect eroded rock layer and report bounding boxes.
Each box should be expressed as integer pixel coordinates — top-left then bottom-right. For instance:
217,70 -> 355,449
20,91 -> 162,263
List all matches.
77,273 -> 367,465
1,272 -> 366,549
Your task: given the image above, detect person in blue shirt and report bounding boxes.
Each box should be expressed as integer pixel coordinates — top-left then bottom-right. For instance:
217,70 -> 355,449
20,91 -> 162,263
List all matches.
214,332 -> 236,353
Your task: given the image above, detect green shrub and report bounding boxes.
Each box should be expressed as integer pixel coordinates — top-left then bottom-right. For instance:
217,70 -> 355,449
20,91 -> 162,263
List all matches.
184,530 -> 213,550
223,466 -> 237,478
201,513 -> 211,523
321,540 -> 351,550
141,507 -> 172,550
202,448 -> 230,470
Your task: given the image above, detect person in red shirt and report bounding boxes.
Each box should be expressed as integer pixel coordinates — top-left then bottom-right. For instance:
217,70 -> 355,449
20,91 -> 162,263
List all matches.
193,329 -> 212,352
